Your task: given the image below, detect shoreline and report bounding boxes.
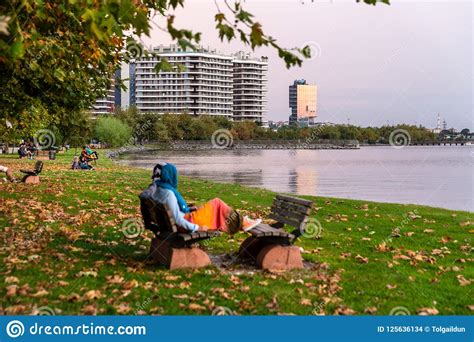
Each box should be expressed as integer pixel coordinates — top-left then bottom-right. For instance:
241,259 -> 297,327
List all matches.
112,153 -> 473,214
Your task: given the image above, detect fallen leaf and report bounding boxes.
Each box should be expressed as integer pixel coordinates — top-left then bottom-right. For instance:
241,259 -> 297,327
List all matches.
123,279 -> 139,290
364,307 -> 377,314
83,290 -> 102,301
188,303 -> 206,311
416,307 -> 439,315
355,254 -> 369,264
334,306 -> 356,315
6,285 -> 17,297
5,276 -> 19,284
115,303 -> 131,314
456,275 -> 471,286
30,289 -> 48,297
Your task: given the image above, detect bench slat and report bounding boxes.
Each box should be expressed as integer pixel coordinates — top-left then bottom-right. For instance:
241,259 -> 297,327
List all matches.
271,206 -> 311,220
276,194 -> 313,207
268,212 -> 307,229
179,231 -> 220,241
249,223 -> 295,239
272,199 -> 311,214
271,206 -> 310,223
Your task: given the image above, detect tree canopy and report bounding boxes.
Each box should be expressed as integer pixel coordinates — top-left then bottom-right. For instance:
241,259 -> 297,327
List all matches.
0,0 -> 389,140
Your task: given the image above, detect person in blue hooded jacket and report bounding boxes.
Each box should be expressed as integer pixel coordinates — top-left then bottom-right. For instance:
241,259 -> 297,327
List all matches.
142,162 -> 261,234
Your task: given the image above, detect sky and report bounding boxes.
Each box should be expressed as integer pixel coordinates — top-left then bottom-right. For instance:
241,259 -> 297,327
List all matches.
136,0 -> 473,129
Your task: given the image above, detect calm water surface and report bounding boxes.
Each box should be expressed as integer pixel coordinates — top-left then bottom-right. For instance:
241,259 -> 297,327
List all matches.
120,146 -> 473,212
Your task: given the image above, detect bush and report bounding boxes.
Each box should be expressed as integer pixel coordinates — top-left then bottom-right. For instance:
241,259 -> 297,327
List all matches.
94,117 -> 132,147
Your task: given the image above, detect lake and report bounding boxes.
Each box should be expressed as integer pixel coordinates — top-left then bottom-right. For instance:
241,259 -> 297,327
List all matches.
120,146 -> 473,212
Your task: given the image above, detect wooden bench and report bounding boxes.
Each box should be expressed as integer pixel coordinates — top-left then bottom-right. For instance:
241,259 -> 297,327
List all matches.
239,194 -> 313,270
139,195 -> 221,269
20,160 -> 43,184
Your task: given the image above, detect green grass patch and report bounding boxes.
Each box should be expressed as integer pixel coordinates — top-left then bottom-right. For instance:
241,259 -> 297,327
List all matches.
0,151 -> 472,315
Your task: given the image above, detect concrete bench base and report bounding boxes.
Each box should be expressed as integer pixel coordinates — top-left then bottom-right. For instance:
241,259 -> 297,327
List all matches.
23,175 -> 40,184
256,245 -> 304,270
148,237 -> 211,270
239,236 -> 304,270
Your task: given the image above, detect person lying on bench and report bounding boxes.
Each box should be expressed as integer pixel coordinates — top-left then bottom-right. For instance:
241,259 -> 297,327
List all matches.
0,164 -> 16,182
150,162 -> 261,234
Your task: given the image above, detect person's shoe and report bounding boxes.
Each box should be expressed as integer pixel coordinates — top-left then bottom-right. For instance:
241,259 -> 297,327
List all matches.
242,216 -> 262,232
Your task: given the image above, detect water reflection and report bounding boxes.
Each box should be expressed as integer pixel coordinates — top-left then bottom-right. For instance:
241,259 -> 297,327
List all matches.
120,146 -> 473,211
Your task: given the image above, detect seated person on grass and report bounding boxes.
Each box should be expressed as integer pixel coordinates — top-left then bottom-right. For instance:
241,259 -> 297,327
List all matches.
142,162 -> 261,234
18,143 -> 31,159
80,159 -> 94,170
71,156 -> 81,170
0,164 -> 16,182
81,145 -> 98,162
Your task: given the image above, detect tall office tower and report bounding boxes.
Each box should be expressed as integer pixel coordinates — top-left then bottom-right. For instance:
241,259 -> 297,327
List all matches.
232,52 -> 268,124
288,79 -> 317,124
134,45 -> 233,117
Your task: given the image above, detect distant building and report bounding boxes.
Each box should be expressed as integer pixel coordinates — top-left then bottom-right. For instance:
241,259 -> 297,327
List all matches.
288,79 -> 317,124
232,52 -> 268,123
114,69 -> 121,108
431,113 -> 443,134
129,62 -> 136,107
133,45 -> 233,118
125,45 -> 268,122
91,77 -> 116,115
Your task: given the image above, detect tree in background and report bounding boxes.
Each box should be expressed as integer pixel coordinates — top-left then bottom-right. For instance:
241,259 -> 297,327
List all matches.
0,0 -> 389,139
94,117 -> 132,147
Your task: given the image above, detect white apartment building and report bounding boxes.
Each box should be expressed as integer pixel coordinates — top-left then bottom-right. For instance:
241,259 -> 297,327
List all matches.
134,45 -> 233,117
232,52 -> 268,123
91,88 -> 115,115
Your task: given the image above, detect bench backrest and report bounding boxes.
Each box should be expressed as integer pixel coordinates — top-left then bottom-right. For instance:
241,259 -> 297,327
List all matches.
269,194 -> 313,231
34,161 -> 43,175
139,197 -> 178,235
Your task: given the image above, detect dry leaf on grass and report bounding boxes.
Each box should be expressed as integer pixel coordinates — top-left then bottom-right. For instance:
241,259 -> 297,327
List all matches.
416,307 -> 439,315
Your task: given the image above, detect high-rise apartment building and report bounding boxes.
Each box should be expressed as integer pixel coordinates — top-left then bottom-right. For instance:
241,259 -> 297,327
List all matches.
128,45 -> 267,122
91,86 -> 115,115
232,52 -> 268,123
91,70 -> 121,115
133,45 -> 233,117
289,79 -> 317,124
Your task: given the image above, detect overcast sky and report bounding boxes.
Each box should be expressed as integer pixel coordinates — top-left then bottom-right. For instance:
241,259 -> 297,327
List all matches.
138,0 -> 472,129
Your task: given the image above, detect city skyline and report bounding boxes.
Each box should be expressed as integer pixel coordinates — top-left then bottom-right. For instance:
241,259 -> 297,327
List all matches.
135,0 -> 472,129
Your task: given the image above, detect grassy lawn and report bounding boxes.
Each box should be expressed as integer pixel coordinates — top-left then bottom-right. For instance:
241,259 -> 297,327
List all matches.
0,150 -> 472,315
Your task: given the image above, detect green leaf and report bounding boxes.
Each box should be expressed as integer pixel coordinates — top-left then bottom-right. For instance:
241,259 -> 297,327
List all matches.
11,40 -> 24,59
249,23 -> 265,48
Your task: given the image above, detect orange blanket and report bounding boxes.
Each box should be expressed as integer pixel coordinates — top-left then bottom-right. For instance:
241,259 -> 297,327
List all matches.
184,198 -> 234,233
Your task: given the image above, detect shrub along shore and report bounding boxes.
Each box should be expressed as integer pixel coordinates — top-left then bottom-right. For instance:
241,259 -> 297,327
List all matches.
0,151 -> 472,315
